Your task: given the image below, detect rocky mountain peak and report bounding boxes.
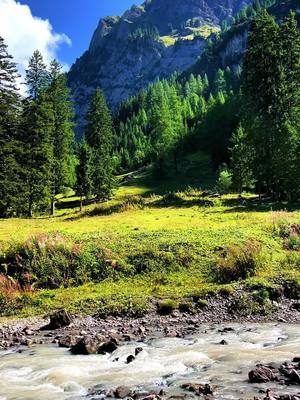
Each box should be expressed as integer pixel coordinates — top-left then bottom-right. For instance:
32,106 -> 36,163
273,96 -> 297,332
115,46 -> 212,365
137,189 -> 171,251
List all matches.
68,0 -> 252,135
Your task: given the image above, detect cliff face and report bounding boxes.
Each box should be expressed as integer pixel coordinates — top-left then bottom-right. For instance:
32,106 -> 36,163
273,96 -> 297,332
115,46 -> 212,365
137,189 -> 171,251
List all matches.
68,0 -> 251,133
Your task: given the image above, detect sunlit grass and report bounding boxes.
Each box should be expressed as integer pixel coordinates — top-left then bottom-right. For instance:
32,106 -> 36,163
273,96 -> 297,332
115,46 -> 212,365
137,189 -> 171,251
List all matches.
1,151 -> 300,318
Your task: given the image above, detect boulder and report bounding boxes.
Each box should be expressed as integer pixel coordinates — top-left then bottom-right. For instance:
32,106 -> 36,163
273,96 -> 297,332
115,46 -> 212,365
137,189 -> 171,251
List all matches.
98,338 -> 118,354
181,383 -> 214,395
126,355 -> 135,364
70,336 -> 100,355
58,335 -> 79,348
219,339 -> 228,345
279,363 -> 300,384
115,386 -> 132,399
249,365 -> 277,383
135,347 -> 143,356
43,310 -> 72,330
70,336 -> 118,355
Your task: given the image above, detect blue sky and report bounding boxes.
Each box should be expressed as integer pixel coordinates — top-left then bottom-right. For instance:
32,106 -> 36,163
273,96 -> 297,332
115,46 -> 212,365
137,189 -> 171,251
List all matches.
18,0 -> 142,66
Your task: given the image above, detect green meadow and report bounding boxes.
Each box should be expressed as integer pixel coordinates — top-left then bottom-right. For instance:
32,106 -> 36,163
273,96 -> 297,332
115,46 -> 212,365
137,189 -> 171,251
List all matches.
0,152 -> 299,318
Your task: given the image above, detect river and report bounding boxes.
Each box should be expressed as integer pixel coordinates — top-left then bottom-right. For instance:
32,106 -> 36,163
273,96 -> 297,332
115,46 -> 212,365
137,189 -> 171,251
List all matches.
0,323 -> 299,400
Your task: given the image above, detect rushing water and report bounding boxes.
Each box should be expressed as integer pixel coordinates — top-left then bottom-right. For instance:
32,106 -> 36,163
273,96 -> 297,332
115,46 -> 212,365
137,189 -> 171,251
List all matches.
0,323 -> 299,400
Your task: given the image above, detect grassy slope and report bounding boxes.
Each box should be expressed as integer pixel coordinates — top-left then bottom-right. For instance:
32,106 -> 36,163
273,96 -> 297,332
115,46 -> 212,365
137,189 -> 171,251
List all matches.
160,25 -> 220,47
0,151 -> 299,318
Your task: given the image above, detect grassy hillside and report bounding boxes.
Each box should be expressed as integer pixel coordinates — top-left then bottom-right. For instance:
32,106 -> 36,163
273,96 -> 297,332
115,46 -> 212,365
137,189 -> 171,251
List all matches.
0,151 -> 299,318
160,25 -> 220,47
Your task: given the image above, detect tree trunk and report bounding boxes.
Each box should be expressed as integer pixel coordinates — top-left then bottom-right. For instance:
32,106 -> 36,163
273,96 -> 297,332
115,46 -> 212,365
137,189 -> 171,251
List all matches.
28,196 -> 33,218
174,151 -> 178,175
80,196 -> 83,212
50,198 -> 55,216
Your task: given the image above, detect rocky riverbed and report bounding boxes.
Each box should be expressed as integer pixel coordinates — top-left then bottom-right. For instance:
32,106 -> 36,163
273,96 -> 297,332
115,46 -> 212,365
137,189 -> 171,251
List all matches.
0,321 -> 299,400
1,290 -> 300,351
0,291 -> 299,400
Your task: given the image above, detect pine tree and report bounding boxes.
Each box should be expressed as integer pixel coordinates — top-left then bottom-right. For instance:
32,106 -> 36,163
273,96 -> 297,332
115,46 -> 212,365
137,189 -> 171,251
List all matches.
168,85 -> 184,173
230,124 -> 254,192
25,50 -> 49,99
20,51 -> 55,216
213,69 -> 227,94
47,60 -> 76,214
242,10 -> 300,198
76,140 -> 93,211
85,88 -> 114,200
242,10 -> 281,195
0,36 -> 22,216
21,94 -> 54,216
149,83 -> 173,177
276,12 -> 300,198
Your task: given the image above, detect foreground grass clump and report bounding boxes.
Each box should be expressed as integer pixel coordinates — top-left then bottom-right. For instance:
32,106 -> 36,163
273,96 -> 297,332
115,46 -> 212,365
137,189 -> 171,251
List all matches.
0,274 -> 32,315
157,299 -> 178,315
211,239 -> 263,284
0,233 -> 113,289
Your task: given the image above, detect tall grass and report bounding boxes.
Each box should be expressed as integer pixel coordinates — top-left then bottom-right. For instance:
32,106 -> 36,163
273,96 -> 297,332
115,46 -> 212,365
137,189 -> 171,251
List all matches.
211,239 -> 262,284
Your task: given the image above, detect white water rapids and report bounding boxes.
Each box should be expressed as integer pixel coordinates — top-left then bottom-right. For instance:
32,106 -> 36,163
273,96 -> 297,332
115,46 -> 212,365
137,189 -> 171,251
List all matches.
0,323 -> 299,400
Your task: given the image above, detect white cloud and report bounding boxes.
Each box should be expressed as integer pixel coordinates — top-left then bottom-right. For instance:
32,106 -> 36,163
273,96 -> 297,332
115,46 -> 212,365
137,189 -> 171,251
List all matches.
0,0 -> 71,92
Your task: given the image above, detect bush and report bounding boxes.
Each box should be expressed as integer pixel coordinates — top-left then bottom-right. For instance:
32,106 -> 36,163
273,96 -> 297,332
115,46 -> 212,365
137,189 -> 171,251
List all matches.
126,243 -> 195,274
157,299 -> 177,315
0,234 -> 113,289
216,169 -> 232,194
160,192 -> 183,205
284,234 -> 300,251
178,300 -> 195,313
120,195 -> 146,211
183,186 -> 202,197
96,295 -> 149,318
0,274 -> 34,316
230,293 -> 276,316
211,239 -> 262,284
271,212 -> 291,238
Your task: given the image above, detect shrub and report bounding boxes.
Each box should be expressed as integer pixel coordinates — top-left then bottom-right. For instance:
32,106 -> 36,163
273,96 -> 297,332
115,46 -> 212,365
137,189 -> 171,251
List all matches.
252,289 -> 270,305
211,239 -> 262,284
0,234 -> 112,289
183,186 -> 202,197
230,293 -> 276,316
178,300 -> 195,313
280,252 -> 300,271
282,278 -> 300,299
157,299 -> 177,315
0,274 -> 33,316
271,211 -> 291,238
216,169 -> 232,194
284,234 -> 300,251
120,195 -> 146,211
161,192 -> 183,205
126,244 -> 195,275
196,299 -> 208,309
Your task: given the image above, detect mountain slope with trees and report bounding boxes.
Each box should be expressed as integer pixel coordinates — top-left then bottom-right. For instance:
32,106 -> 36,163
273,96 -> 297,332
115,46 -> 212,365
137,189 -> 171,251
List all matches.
68,0 -> 252,134
188,0 -> 300,80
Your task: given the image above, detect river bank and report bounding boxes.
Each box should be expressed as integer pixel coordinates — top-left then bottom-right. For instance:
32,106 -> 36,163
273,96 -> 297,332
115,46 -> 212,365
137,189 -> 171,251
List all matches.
1,287 -> 300,400
0,320 -> 299,400
1,288 -> 300,350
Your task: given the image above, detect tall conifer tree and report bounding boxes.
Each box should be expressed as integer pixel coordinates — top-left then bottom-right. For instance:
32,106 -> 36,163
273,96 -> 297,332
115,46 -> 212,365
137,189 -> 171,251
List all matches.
85,88 -> 114,200
0,37 -> 22,216
21,51 -> 54,216
47,60 -> 75,214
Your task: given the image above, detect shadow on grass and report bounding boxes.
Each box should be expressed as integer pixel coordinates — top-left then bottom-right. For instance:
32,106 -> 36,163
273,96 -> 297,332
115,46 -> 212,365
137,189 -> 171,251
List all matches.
221,197 -> 300,213
149,193 -> 215,208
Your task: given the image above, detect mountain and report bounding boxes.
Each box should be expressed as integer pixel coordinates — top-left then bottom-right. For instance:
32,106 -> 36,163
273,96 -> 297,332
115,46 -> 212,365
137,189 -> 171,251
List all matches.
67,0 -> 251,133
